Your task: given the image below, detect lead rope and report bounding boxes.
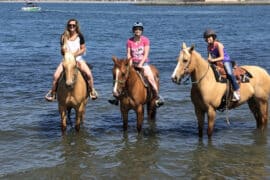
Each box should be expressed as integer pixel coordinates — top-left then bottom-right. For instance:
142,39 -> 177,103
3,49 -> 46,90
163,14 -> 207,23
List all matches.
225,80 -> 230,126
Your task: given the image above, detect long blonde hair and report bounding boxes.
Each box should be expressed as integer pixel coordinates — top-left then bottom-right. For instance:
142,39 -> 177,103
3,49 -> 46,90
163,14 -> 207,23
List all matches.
61,19 -> 82,44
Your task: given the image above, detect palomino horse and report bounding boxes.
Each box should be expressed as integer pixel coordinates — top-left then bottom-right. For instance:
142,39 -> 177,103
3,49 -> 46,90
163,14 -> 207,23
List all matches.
112,56 -> 159,132
57,52 -> 89,131
171,43 -> 270,137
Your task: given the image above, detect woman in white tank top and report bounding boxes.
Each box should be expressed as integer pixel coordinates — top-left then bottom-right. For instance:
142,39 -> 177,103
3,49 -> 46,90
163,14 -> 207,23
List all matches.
45,19 -> 98,101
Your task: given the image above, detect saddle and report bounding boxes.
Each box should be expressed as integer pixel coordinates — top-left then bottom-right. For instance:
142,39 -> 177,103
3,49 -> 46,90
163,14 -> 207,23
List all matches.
134,66 -> 149,88
211,61 -> 253,111
134,66 -> 152,100
210,61 -> 252,83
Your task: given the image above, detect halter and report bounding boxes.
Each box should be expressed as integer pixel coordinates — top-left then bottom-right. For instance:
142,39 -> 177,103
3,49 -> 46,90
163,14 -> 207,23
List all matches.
113,64 -> 130,97
181,48 -> 210,84
115,63 -> 130,84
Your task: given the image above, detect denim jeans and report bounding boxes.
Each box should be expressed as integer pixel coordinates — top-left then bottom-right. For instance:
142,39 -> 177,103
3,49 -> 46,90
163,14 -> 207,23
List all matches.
224,61 -> 240,91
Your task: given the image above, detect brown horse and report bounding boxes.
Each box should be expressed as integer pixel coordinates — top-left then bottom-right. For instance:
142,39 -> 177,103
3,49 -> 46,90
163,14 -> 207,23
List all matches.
57,52 -> 89,131
112,56 -> 159,132
171,43 -> 270,137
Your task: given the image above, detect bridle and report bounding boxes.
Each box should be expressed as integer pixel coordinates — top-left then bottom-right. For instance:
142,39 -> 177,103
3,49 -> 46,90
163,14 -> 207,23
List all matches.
63,60 -> 79,87
113,64 -> 130,96
181,48 -> 210,84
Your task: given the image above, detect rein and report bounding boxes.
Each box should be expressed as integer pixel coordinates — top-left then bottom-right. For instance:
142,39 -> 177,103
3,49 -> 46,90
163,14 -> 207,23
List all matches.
191,63 -> 210,84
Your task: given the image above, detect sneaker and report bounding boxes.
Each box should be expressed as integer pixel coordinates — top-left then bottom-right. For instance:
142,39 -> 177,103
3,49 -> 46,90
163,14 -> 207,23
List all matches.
45,90 -> 56,102
90,88 -> 98,100
155,96 -> 164,108
108,96 -> 119,106
232,91 -> 240,102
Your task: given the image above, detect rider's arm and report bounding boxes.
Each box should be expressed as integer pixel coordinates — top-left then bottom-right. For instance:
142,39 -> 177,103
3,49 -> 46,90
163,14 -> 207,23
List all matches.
209,42 -> 224,62
141,45 -> 149,65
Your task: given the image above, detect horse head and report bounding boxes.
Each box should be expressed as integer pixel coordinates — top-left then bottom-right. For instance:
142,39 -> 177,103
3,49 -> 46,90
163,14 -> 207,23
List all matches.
171,42 -> 195,84
112,56 -> 132,98
62,52 -> 78,88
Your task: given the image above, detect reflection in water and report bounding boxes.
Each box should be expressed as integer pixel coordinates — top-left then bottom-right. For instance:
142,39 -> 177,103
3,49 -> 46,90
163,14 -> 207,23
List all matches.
113,130 -> 160,178
189,130 -> 270,178
59,130 -> 96,178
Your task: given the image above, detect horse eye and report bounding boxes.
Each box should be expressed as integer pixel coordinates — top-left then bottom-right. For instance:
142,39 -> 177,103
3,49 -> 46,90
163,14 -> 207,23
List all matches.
183,59 -> 188,63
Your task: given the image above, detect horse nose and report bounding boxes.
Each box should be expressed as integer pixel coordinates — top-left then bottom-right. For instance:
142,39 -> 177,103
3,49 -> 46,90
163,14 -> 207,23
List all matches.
171,76 -> 177,83
66,80 -> 73,87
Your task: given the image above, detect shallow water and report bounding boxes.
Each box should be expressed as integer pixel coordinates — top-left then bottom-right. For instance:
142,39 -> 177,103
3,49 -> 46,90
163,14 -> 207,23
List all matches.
1,3 -> 270,179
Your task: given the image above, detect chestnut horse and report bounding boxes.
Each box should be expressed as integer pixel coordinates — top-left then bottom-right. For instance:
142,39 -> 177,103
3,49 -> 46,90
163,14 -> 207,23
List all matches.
112,56 -> 159,132
57,52 -> 89,131
171,43 -> 270,137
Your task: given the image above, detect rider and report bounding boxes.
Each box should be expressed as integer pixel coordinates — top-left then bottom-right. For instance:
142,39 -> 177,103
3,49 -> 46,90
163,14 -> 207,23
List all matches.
108,22 -> 164,107
204,29 -> 240,101
45,19 -> 98,101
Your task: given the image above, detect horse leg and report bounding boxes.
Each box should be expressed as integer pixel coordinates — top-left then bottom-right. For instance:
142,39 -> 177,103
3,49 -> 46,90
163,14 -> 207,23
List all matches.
136,105 -> 144,133
75,104 -> 85,131
248,97 -> 268,129
194,107 -> 205,138
121,106 -> 129,131
59,106 -> 67,131
207,107 -> 216,138
147,100 -> 156,121
259,100 -> 268,129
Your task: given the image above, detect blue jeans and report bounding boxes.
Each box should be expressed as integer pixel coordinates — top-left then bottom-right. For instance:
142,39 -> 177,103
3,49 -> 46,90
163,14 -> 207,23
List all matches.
224,61 -> 239,91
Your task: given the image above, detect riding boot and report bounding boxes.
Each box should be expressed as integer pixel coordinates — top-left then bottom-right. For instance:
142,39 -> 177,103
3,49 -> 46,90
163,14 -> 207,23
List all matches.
108,96 -> 119,106
153,89 -> 164,108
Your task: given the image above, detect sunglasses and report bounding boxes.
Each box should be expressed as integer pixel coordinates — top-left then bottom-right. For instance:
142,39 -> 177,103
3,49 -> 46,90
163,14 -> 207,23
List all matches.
68,24 -> 77,28
133,27 -> 143,31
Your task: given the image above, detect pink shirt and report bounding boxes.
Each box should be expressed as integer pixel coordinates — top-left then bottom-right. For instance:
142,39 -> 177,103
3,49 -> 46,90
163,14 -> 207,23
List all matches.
127,36 -> 150,63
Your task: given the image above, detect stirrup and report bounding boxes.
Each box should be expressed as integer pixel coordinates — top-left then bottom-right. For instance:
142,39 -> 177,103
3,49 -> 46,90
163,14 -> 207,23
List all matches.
90,88 -> 98,100
45,90 -> 56,102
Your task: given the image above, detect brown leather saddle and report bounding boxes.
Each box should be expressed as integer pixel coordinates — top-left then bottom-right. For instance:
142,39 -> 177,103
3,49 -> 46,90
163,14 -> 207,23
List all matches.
210,61 -> 252,84
134,66 -> 153,100
210,61 -> 253,111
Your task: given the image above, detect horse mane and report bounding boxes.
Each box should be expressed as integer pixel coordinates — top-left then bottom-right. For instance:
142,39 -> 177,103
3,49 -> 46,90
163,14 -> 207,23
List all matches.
63,52 -> 76,63
191,48 -> 205,62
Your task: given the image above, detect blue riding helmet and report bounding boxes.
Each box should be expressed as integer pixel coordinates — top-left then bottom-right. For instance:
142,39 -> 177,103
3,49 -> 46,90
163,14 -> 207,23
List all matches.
132,22 -> 144,31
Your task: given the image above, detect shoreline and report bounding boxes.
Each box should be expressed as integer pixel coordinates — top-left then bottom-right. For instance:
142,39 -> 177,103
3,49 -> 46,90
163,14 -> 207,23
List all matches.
1,0 -> 270,5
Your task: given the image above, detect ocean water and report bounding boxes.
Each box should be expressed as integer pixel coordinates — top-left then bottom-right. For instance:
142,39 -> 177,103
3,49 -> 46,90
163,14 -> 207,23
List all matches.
0,3 -> 270,179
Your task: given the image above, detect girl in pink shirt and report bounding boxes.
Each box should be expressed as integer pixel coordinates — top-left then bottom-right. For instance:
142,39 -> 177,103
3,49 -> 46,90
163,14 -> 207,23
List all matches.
109,22 -> 164,107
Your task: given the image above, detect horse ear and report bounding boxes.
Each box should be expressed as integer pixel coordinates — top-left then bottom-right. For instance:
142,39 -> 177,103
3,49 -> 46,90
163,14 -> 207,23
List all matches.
190,44 -> 195,52
112,56 -> 117,64
182,42 -> 187,49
